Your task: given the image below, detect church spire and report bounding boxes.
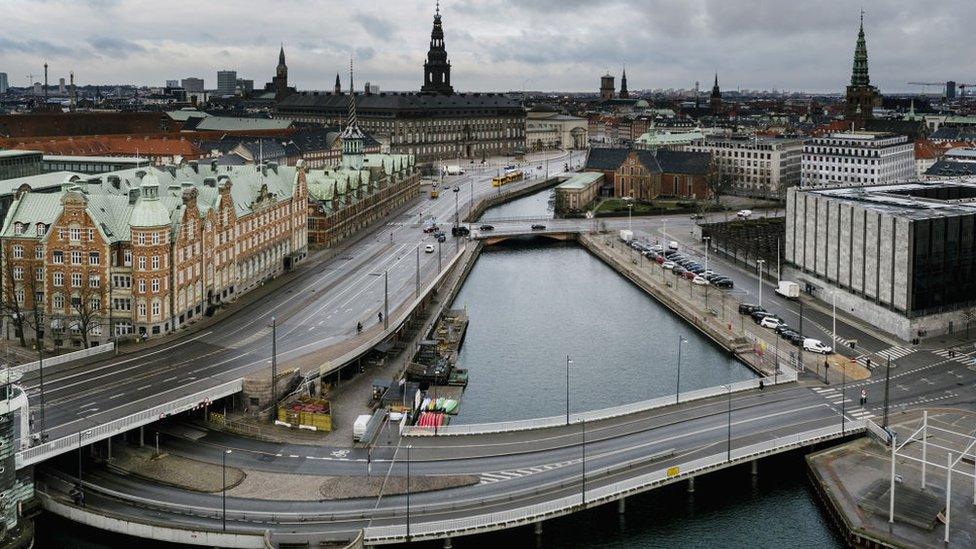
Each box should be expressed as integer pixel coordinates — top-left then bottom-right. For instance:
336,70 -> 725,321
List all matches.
421,0 -> 453,94
278,43 -> 286,66
340,57 -> 366,171
851,9 -> 870,87
619,65 -> 629,99
334,72 -> 341,94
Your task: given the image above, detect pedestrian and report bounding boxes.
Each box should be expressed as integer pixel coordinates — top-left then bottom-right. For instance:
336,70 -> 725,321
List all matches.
759,379 -> 765,391
860,388 -> 867,406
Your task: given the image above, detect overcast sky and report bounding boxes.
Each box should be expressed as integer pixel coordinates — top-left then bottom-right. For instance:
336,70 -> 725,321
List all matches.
2,0 -> 974,94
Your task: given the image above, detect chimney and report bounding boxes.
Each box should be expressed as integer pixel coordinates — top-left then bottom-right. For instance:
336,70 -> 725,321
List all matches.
267,161 -> 278,174
210,159 -> 218,172
107,175 -> 121,190
203,177 -> 217,188
128,188 -> 140,205
135,170 -> 146,181
188,160 -> 199,173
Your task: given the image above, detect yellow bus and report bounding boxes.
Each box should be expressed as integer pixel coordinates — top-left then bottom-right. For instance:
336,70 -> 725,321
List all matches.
491,170 -> 524,187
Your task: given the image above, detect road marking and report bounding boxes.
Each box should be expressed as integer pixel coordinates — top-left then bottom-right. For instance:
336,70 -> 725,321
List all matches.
137,385 -> 151,391
109,393 -> 125,400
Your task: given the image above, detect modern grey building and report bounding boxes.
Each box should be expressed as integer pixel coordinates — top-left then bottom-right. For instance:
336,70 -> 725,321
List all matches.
181,77 -> 204,93
216,70 -> 237,96
800,132 -> 914,188
0,73 -> 7,94
785,181 -> 976,340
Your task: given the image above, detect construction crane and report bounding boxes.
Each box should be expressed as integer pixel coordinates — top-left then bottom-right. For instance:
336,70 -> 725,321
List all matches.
908,81 -> 976,98
957,83 -> 976,97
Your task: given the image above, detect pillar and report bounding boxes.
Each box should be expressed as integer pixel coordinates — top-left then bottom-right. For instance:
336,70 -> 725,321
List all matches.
618,497 -> 626,514
107,437 -> 112,461
687,477 -> 695,493
442,537 -> 453,549
751,460 -> 758,477
534,521 -> 543,536
139,425 -> 144,447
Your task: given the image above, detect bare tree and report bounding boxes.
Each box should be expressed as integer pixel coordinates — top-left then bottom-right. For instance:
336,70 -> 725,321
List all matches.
962,306 -> 976,340
705,168 -> 735,206
69,269 -> 105,349
1,247 -> 28,347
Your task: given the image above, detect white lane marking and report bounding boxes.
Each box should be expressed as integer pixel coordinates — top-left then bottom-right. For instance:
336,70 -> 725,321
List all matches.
137,385 -> 151,391
109,393 -> 125,400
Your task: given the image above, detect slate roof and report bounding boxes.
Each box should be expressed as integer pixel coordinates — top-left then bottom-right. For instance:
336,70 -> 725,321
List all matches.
931,127 -> 976,142
656,150 -> 712,176
925,159 -> 976,178
585,147 -> 711,177
277,91 -> 524,116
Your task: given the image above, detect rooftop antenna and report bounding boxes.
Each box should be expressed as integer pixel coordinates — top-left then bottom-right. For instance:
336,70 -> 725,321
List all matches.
43,63 -> 48,101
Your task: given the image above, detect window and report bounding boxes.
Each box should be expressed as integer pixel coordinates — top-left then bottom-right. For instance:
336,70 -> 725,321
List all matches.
35,247 -> 43,260
36,223 -> 45,236
71,273 -> 82,287
53,272 -> 63,287
89,275 -> 100,288
123,250 -> 132,266
53,293 -> 64,309
152,233 -> 160,245
138,279 -> 146,293
138,302 -> 147,317
151,278 -> 160,292
151,255 -> 160,270
138,257 -> 146,270
12,245 -> 23,259
151,300 -> 161,317
89,252 -> 100,265
12,267 -> 22,281
35,268 -> 43,282
52,251 -> 64,264
69,228 -> 81,241
90,296 -> 100,311
71,251 -> 82,265
13,223 -> 23,235
88,228 -> 94,242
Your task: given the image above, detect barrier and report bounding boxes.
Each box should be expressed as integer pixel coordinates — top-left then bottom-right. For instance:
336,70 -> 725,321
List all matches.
17,378 -> 242,468
366,420 -> 864,542
404,367 -> 797,437
13,342 -> 115,376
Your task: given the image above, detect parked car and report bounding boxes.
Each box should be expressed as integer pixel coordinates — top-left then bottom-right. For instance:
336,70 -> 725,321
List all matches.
760,316 -> 785,329
479,224 -> 495,231
423,225 -> 439,233
738,303 -> 764,315
531,224 -> 546,230
737,209 -> 753,218
803,338 -> 833,355
779,328 -> 800,340
692,275 -> 709,285
750,310 -> 774,324
682,270 -> 696,280
668,240 -> 680,250
690,213 -> 704,220
774,324 -> 794,336
712,278 -> 734,289
424,244 -> 435,253
650,245 -> 664,253
655,255 -> 666,264
673,266 -> 687,276
662,261 -> 676,270
786,332 -> 805,346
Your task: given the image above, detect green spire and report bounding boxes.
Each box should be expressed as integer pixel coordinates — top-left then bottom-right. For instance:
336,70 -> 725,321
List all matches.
851,10 -> 870,87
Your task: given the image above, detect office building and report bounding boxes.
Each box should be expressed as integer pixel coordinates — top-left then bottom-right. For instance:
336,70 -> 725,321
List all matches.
786,181 -> 976,340
684,136 -> 804,198
216,70 -> 237,96
801,132 -> 914,188
181,77 -> 204,93
0,73 -> 8,94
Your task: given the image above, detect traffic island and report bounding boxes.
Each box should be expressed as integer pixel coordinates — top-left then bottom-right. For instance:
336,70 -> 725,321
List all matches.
807,409 -> 976,548
109,446 -> 246,494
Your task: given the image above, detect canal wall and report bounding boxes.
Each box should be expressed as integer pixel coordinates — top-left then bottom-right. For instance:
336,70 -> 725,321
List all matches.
464,176 -> 564,222
577,233 -> 775,376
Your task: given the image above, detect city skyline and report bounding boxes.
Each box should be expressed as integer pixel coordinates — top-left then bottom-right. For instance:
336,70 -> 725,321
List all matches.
2,0 -> 975,94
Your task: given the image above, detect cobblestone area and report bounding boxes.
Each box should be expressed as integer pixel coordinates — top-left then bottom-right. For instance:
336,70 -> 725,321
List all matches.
111,445 -> 245,493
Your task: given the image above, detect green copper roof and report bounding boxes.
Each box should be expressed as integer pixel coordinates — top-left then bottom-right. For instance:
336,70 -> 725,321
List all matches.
851,16 -> 871,87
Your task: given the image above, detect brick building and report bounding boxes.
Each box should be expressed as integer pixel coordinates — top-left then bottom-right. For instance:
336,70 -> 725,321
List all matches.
585,148 -> 714,201
1,161 -> 308,347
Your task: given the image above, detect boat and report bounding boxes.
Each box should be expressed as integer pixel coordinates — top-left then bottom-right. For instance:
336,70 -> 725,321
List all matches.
435,397 -> 445,411
443,399 -> 459,414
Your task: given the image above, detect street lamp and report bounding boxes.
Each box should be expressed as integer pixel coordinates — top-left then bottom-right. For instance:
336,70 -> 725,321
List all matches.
726,383 -> 733,462
675,336 -> 687,403
703,236 -> 711,273
406,444 -> 412,541
222,449 -> 232,531
269,316 -> 277,414
453,186 -> 460,228
565,355 -> 573,425
756,259 -> 766,307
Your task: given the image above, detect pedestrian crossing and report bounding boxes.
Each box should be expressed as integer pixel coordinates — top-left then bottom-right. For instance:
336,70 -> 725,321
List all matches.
479,459 -> 579,484
932,348 -> 976,366
810,386 -> 876,420
851,346 -> 916,369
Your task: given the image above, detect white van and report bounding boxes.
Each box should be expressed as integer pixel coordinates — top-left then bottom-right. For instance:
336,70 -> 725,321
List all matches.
803,338 -> 832,355
737,209 -> 752,218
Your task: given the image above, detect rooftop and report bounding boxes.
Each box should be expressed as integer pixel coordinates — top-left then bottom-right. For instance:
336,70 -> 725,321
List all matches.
0,150 -> 42,159
798,180 -> 976,220
557,172 -> 603,190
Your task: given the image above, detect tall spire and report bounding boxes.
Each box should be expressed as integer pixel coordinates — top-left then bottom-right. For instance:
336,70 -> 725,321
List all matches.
851,9 -> 870,87
619,65 -> 629,99
340,57 -> 366,170
421,0 -> 453,94
334,73 -> 341,94
278,43 -> 285,66
348,57 -> 356,127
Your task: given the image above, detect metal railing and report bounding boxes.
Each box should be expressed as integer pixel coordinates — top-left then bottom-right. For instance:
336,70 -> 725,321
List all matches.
367,420 -> 863,542
13,343 -> 115,376
17,378 -> 243,468
403,367 -> 797,437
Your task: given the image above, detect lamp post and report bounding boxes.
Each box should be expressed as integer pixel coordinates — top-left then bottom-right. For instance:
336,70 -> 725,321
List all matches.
581,416 -> 586,505
270,316 -> 277,414
882,354 -> 892,428
756,259 -> 766,308
726,384 -> 733,462
675,336 -> 686,404
222,449 -> 232,531
383,271 -> 389,330
453,186 -> 460,229
626,200 -> 634,232
406,444 -> 412,541
565,355 -> 573,425
831,291 -> 837,350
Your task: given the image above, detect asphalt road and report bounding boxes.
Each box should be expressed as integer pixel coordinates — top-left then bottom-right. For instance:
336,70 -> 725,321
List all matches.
23,150 -> 583,445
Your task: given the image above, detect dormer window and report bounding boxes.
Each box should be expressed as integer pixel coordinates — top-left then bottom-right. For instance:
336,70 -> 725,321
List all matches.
13,223 -> 23,235
36,223 -> 46,236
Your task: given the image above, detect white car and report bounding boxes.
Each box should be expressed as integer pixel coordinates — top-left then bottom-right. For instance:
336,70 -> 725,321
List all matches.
692,275 -> 709,286
662,261 -> 676,270
424,244 -> 435,253
737,209 -> 753,218
759,316 -> 784,329
668,241 -> 680,251
803,338 -> 832,354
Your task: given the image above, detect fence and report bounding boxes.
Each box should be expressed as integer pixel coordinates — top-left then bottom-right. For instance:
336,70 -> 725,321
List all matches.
13,343 -> 115,376
17,378 -> 242,469
403,367 -> 797,437
368,420 -> 863,543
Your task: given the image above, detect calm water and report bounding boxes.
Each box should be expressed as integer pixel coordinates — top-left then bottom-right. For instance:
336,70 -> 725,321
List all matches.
451,243 -> 752,424
480,187 -> 554,220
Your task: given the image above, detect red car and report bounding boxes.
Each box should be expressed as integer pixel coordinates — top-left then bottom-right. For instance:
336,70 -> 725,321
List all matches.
423,225 -> 439,234
654,255 -> 666,264
682,270 -> 696,280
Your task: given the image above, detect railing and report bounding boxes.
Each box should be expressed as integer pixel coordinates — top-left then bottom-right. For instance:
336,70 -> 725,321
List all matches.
403,367 -> 798,437
13,342 -> 115,376
17,378 -> 243,468
865,418 -> 892,445
366,420 -> 863,542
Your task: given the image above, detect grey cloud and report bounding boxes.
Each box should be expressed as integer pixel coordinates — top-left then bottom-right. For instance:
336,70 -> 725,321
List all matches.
88,37 -> 146,58
0,37 -> 74,57
355,12 -> 396,41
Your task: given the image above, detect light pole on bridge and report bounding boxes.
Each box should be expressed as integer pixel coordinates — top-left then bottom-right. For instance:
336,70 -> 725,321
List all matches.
756,259 -> 766,308
565,355 -> 573,425
675,335 -> 686,404
222,448 -> 232,531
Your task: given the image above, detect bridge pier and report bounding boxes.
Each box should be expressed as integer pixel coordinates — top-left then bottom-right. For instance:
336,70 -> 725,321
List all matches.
139,426 -> 144,447
617,497 -> 626,514
443,537 -> 453,549
751,460 -> 758,477
534,521 -> 543,536
106,437 -> 112,461
687,477 -> 695,493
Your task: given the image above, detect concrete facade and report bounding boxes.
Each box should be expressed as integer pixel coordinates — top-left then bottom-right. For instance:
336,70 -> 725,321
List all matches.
801,132 -> 914,188
684,136 -> 804,198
